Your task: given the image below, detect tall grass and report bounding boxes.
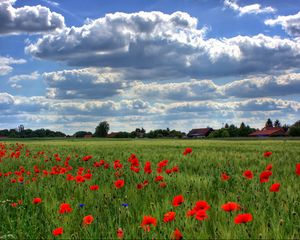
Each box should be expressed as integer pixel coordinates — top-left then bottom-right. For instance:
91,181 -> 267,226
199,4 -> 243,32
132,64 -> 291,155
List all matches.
0,139 -> 299,239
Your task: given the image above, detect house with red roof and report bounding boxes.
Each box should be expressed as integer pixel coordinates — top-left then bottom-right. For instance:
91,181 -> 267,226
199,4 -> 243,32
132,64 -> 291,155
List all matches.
249,127 -> 286,137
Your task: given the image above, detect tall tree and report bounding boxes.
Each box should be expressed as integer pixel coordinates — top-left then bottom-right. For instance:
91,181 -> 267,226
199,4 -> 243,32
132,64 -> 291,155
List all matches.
274,119 -> 281,127
265,118 -> 273,128
94,121 -> 110,137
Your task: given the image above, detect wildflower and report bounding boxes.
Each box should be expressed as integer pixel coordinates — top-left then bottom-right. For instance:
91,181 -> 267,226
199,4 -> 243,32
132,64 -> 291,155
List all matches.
121,203 -> 128,207
183,148 -> 192,155
234,213 -> 253,224
82,155 -> 92,161
79,203 -> 85,208
172,195 -> 184,207
155,175 -> 164,182
114,179 -> 125,189
172,228 -> 183,240
263,151 -> 272,157
260,171 -> 272,183
137,183 -> 144,190
194,200 -> 210,211
163,211 -> 176,223
270,183 -> 280,192
159,182 -> 167,188
265,164 -> 273,171
32,198 -> 42,204
117,228 -> 124,239
221,172 -> 230,181
59,203 -> 72,214
89,185 -> 99,191
83,215 -> 94,225
144,161 -> 152,174
141,215 -> 157,232
52,227 -> 63,236
296,163 -> 300,175
195,210 -> 208,221
11,202 -> 18,207
243,170 -> 253,179
221,202 -> 240,212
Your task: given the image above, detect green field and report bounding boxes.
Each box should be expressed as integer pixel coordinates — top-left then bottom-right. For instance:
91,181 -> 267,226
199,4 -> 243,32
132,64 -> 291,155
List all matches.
0,139 -> 299,239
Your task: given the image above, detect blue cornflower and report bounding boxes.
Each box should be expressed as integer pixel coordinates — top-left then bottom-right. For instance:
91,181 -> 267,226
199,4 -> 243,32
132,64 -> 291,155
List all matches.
79,203 -> 85,208
121,203 -> 129,207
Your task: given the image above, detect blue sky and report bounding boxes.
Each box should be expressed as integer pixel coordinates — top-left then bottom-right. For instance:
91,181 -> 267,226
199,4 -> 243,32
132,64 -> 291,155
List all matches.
0,0 -> 299,134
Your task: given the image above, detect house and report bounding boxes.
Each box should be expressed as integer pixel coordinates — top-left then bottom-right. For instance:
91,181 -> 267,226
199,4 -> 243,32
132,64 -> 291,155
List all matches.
106,132 -> 119,138
187,128 -> 213,138
84,134 -> 93,138
249,127 -> 286,137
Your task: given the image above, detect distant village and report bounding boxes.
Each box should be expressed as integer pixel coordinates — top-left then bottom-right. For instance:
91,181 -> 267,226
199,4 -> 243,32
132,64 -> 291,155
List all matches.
0,118 -> 299,139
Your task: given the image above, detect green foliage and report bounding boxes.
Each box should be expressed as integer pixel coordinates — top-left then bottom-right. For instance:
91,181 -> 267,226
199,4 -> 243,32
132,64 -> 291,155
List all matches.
94,121 -> 110,137
265,118 -> 273,128
73,131 -> 92,138
0,128 -> 65,138
288,120 -> 300,136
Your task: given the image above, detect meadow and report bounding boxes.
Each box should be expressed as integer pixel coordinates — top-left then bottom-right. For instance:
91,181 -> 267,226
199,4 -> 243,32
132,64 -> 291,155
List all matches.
0,139 -> 299,239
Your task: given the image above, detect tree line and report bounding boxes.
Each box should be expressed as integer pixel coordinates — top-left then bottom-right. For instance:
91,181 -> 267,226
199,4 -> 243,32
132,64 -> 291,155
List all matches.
1,119 -> 300,139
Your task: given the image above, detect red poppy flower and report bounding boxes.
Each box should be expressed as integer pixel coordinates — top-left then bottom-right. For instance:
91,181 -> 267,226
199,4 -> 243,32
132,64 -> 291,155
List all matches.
155,175 -> 164,182
159,182 -> 167,188
89,185 -> 99,191
195,210 -> 208,221
52,227 -> 63,236
263,151 -> 272,157
194,200 -> 210,211
186,209 -> 196,217
83,215 -> 94,225
269,183 -> 280,192
172,228 -> 183,240
75,175 -> 85,183
234,213 -> 253,224
265,164 -> 273,171
117,228 -> 124,239
141,215 -> 157,232
157,159 -> 169,168
114,179 -> 125,189
243,170 -> 253,179
82,155 -> 92,161
221,202 -> 240,212
296,163 -> 300,176
172,166 -> 179,172
260,171 -> 272,183
144,161 -> 152,174
114,160 -> 123,169
137,183 -> 144,190
221,173 -> 230,181
32,198 -> 42,204
59,203 -> 72,214
183,148 -> 192,155
163,211 -> 176,223
11,202 -> 18,207
172,195 -> 184,207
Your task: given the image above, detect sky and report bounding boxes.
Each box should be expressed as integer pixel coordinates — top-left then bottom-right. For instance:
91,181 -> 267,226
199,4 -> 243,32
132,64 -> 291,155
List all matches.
0,0 -> 299,134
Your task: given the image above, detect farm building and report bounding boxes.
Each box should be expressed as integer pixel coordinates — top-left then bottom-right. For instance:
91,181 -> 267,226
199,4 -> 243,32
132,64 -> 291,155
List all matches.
249,127 -> 286,137
106,132 -> 119,138
187,128 -> 213,138
84,134 -> 93,138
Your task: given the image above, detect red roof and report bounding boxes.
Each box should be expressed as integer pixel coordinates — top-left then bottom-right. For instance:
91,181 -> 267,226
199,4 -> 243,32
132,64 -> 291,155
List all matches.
249,127 -> 285,136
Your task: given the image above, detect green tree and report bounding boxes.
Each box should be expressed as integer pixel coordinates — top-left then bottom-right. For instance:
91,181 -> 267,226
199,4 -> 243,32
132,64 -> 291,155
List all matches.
94,121 -> 110,137
265,118 -> 273,128
288,120 -> 300,136
274,119 -> 281,127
